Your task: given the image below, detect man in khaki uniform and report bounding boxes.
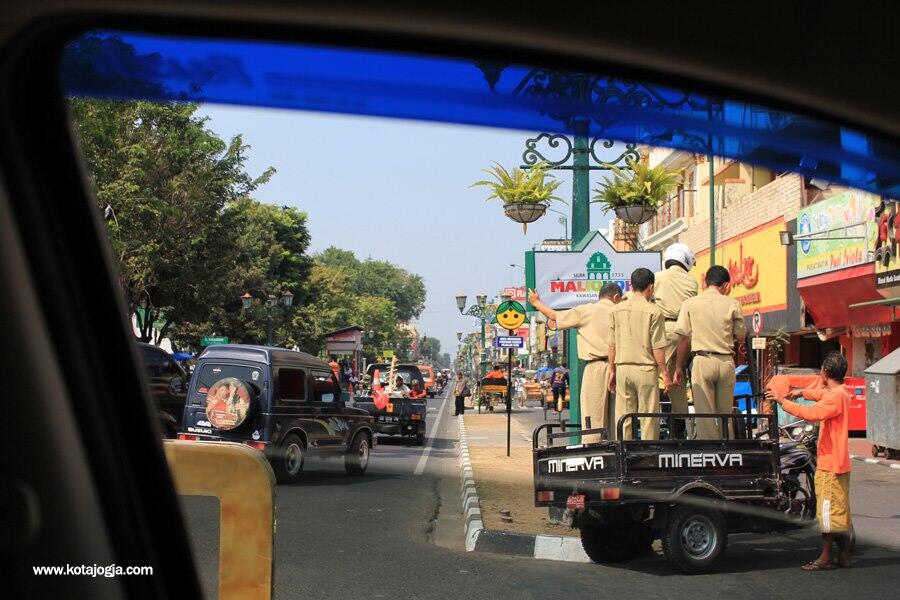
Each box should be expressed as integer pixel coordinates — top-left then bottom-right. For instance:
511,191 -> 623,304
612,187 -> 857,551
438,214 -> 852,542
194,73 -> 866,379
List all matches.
608,268 -> 671,440
654,243 -> 699,438
674,265 -> 747,439
529,283 -> 622,442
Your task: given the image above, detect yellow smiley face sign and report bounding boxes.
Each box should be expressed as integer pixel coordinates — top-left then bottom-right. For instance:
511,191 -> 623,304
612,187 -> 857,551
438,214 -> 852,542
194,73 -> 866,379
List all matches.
492,300 -> 529,330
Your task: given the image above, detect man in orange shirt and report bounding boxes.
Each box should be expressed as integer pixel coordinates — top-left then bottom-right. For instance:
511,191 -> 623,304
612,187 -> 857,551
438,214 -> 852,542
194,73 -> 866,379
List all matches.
770,351 -> 852,571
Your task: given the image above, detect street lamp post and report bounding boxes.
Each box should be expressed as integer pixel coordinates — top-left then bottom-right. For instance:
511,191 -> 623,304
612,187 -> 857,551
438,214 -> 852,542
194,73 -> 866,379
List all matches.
477,65 -> 723,430
456,292 -> 495,413
241,290 -> 294,347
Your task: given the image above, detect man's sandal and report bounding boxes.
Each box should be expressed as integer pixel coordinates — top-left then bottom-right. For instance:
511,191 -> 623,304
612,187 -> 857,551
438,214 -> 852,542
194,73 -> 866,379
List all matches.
802,561 -> 836,571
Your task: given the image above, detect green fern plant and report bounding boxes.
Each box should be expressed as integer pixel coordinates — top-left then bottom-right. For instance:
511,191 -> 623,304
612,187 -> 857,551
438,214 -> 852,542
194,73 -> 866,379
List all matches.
591,157 -> 681,211
471,162 -> 564,205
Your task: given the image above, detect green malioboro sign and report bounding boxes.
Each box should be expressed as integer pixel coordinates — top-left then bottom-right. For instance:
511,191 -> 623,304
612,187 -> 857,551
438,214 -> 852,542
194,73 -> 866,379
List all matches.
796,190 -> 879,279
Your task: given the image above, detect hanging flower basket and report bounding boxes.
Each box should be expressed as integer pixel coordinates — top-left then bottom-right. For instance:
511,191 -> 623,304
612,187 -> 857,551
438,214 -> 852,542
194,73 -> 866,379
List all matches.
593,157 -> 679,226
472,162 -> 563,234
504,202 -> 548,233
614,203 -> 657,225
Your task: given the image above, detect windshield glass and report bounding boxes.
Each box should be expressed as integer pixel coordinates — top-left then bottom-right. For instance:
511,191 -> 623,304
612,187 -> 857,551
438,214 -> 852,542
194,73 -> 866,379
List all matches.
60,29 -> 899,600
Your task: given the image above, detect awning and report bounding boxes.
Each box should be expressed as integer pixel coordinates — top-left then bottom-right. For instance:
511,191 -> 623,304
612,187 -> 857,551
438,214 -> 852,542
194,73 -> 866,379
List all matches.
797,264 -> 895,330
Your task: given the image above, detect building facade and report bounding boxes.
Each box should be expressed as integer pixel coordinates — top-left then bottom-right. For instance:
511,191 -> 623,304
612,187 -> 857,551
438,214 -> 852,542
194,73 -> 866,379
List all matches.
640,146 -> 899,378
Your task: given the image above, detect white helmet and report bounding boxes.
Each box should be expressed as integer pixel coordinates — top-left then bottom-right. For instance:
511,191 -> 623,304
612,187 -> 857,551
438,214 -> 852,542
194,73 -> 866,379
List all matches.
664,243 -> 696,270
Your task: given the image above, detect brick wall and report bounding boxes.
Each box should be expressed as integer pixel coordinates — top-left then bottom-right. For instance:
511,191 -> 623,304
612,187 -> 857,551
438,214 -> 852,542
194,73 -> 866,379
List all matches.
680,173 -> 804,252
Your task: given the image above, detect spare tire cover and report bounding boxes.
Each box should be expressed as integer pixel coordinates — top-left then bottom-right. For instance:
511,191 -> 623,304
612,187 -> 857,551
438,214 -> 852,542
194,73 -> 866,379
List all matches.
205,377 -> 253,430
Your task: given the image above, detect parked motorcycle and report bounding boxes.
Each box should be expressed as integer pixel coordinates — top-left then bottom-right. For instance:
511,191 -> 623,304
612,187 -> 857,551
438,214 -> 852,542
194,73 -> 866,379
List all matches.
775,421 -> 818,521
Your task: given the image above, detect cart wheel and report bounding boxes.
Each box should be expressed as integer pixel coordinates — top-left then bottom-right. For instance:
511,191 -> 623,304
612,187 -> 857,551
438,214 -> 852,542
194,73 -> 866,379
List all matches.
872,445 -> 881,458
662,504 -> 728,574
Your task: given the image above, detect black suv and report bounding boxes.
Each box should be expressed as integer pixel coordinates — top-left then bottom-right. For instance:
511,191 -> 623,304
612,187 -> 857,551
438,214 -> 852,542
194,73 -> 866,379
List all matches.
138,343 -> 188,439
179,344 -> 374,483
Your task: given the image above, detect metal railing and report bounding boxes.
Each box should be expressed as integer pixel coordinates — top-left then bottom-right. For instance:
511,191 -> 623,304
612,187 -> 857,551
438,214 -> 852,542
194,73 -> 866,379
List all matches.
645,189 -> 697,236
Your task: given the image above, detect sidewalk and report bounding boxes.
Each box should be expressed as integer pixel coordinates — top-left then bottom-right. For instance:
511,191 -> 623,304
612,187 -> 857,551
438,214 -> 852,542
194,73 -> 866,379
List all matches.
849,436 -> 900,468
462,403 -> 571,537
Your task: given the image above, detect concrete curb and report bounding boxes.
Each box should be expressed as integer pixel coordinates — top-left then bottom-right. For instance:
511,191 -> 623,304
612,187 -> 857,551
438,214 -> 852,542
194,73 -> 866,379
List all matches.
455,415 -> 589,562
850,454 -> 900,471
457,416 -> 483,551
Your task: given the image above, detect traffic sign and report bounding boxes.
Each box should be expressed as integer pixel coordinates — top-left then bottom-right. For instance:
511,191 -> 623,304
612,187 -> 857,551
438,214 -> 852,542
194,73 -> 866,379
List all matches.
751,337 -> 767,350
201,336 -> 229,346
495,336 -> 524,349
751,310 -> 763,334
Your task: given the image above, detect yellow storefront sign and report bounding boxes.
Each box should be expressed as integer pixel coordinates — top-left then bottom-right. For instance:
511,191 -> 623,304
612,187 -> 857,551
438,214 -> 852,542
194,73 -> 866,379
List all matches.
693,218 -> 787,316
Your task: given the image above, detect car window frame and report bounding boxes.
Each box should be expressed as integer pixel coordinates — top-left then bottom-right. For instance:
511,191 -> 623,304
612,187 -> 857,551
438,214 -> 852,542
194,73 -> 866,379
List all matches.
311,369 -> 340,404
273,366 -> 308,405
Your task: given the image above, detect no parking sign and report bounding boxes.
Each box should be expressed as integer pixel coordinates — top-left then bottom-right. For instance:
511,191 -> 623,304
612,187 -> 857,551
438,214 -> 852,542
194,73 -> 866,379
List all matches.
751,310 -> 763,335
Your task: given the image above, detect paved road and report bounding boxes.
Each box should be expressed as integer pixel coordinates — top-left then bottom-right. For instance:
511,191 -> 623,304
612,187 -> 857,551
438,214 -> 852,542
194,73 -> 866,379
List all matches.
181,392 -> 900,599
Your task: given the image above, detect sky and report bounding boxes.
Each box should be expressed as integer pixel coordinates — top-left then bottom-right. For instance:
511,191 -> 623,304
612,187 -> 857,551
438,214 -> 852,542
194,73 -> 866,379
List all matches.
199,104 -> 620,353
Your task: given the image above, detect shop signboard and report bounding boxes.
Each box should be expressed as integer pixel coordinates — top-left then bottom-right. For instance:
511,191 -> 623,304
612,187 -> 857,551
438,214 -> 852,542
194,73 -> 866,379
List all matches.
539,239 -> 572,252
693,218 -> 787,316
796,190 -> 879,279
501,287 -> 527,302
873,200 -> 900,297
526,231 -> 661,310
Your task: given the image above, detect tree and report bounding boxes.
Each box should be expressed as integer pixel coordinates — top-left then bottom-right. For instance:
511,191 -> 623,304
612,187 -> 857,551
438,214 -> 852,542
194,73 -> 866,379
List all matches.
170,198 -> 312,349
317,247 -> 427,322
419,335 -> 441,362
69,98 -> 277,345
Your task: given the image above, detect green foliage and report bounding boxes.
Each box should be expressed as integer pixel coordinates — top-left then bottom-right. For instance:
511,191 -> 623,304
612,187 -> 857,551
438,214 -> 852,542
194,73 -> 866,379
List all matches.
71,97 -> 426,357
591,158 -> 680,210
471,162 -> 564,206
69,98 -> 278,345
285,249 -> 427,359
171,198 -> 312,349
317,247 -> 426,323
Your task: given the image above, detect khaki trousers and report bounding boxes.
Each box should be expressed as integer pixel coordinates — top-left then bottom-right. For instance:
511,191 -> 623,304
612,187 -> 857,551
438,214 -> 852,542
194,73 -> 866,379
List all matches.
580,360 -> 614,443
663,322 -> 688,414
614,364 -> 660,440
691,354 -> 736,439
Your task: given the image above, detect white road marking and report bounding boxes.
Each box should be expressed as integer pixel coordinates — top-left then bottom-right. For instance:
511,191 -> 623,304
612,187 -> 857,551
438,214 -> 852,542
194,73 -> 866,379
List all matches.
414,388 -> 452,475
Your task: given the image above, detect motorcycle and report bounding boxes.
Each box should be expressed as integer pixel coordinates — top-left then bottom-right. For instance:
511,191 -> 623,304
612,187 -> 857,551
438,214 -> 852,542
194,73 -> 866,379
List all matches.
775,420 -> 818,522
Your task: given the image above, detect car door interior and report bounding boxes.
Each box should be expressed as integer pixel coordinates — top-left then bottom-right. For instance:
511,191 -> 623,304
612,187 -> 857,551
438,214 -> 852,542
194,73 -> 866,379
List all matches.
4,2 -> 900,599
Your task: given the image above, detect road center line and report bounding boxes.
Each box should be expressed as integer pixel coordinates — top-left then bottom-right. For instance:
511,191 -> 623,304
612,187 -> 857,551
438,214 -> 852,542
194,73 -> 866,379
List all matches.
414,387 -> 451,475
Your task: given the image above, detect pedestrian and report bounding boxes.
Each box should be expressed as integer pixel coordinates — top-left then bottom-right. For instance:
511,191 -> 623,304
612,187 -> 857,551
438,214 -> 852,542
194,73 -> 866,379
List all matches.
529,283 -> 622,442
673,265 -> 746,439
550,362 -> 569,413
768,352 -> 852,570
453,372 -> 470,416
608,268 -> 671,440
653,243 -> 698,439
329,356 -> 340,381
